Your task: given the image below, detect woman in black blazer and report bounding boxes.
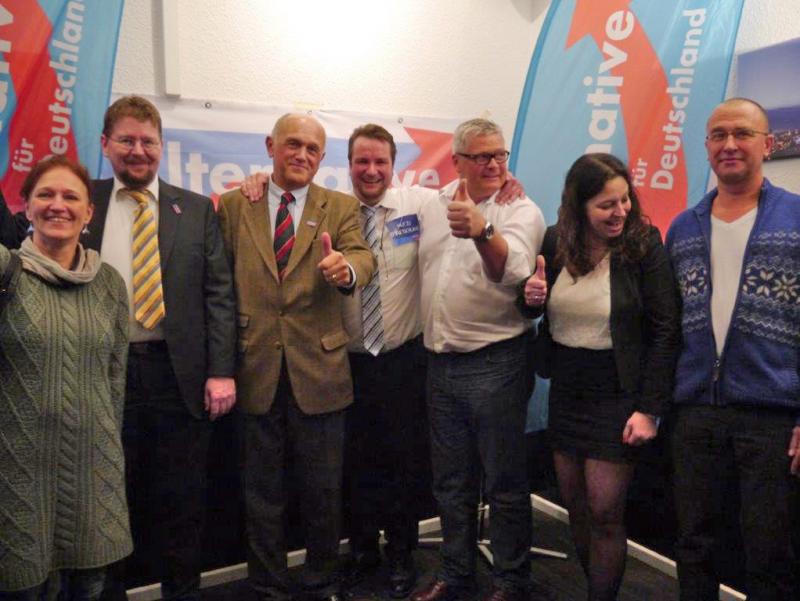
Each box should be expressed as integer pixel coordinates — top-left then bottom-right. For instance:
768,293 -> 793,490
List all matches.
520,153 -> 679,601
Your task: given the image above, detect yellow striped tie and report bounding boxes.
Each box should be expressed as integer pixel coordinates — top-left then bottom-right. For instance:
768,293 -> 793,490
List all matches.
127,189 -> 165,329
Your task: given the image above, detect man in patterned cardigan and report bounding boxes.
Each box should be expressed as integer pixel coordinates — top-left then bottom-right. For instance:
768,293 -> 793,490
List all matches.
665,97 -> 800,601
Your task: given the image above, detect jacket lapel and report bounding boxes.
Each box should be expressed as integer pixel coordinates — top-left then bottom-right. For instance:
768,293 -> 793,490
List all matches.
243,182 -> 279,281
157,179 -> 180,269
284,184 -> 325,279
85,178 -> 114,251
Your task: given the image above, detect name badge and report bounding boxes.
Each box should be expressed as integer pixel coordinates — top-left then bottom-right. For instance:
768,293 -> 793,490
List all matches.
386,214 -> 420,246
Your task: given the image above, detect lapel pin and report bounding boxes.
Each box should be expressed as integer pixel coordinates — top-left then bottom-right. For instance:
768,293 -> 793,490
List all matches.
172,203 -> 182,215
306,220 -> 318,227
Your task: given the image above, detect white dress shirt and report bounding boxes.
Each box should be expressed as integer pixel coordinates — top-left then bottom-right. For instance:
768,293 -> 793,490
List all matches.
101,177 -> 164,343
344,186 -> 436,353
418,180 -> 546,353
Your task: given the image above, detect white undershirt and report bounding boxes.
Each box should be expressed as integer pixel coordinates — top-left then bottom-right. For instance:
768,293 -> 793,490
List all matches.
548,254 -> 613,350
710,208 -> 756,356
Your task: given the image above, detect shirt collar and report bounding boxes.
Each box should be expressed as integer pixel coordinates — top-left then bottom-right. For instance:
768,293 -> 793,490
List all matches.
359,189 -> 399,213
269,178 -> 309,206
112,176 -> 160,203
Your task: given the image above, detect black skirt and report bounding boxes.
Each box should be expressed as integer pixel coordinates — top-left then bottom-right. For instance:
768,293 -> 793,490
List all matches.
548,343 -> 641,463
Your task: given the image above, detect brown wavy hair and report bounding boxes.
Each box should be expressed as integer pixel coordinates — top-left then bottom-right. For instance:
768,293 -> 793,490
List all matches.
21,155 -> 93,203
555,153 -> 650,276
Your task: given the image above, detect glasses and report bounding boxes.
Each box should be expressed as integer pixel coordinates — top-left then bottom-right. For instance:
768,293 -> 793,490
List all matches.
110,136 -> 162,151
456,150 -> 510,165
705,128 -> 769,143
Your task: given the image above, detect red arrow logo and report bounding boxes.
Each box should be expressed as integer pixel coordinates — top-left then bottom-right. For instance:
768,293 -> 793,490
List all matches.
401,127 -> 458,188
1,1 -> 79,212
567,0 -> 689,234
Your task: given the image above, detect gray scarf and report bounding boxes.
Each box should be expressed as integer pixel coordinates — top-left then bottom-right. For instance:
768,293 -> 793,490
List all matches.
18,237 -> 101,285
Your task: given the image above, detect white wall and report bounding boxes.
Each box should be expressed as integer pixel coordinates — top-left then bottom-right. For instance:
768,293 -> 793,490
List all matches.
112,0 -> 799,192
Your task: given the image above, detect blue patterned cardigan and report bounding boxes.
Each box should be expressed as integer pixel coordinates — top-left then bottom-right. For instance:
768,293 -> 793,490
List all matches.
665,179 -> 800,425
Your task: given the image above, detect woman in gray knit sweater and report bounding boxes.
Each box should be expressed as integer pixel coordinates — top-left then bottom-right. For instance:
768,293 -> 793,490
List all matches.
0,156 -> 131,600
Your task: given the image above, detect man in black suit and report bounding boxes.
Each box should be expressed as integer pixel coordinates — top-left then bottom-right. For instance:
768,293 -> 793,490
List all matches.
2,95 -> 237,600
99,95 -> 236,601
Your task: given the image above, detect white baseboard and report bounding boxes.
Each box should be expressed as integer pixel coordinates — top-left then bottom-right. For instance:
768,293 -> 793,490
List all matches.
127,495 -> 746,601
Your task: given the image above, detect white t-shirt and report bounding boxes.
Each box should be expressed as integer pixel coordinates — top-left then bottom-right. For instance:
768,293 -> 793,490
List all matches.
710,208 -> 757,356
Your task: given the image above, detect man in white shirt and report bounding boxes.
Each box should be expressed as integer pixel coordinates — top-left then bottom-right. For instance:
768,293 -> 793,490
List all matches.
339,124 -> 432,599
412,119 -> 545,601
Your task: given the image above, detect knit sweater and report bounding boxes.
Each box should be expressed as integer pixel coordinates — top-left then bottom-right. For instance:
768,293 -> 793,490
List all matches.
665,179 -> 800,423
0,244 -> 132,591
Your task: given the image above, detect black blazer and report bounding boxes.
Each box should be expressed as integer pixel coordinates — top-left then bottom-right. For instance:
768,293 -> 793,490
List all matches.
0,190 -> 29,248
2,180 -> 237,418
519,225 -> 680,416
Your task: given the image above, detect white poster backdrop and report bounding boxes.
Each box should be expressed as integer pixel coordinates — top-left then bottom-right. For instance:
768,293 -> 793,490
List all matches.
101,96 -> 464,205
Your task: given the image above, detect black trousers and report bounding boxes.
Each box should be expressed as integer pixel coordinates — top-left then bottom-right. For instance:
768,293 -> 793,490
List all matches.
672,404 -> 799,601
345,337 -> 429,560
241,363 -> 345,601
106,342 -> 212,601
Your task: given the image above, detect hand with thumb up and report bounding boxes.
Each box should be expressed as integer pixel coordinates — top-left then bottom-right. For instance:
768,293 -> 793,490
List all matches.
524,254 -> 547,306
317,232 -> 352,287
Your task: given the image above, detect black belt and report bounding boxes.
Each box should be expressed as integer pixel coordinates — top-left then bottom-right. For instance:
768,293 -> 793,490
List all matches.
129,340 -> 168,355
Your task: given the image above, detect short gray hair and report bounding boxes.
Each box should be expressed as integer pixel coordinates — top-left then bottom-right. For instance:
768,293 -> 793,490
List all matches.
453,118 -> 504,154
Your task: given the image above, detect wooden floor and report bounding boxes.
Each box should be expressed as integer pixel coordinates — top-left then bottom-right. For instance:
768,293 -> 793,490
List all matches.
200,508 -> 680,600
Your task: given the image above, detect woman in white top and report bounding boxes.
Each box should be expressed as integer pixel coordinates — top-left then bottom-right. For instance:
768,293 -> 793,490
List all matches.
520,153 -> 679,601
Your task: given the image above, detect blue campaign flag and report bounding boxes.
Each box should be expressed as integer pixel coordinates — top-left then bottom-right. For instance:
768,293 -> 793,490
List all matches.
0,0 -> 125,211
511,0 -> 744,433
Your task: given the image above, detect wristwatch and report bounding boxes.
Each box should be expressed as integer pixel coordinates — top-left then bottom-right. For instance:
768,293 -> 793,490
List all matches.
476,222 -> 495,242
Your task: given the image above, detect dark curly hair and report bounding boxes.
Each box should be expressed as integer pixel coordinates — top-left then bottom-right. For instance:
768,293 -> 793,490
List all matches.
555,153 -> 650,276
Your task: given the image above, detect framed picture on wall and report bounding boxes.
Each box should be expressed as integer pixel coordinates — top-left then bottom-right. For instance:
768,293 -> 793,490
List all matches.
737,37 -> 800,160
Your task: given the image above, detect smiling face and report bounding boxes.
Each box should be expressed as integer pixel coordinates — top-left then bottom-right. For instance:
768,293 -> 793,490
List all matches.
101,116 -> 162,189
705,100 -> 773,188
453,133 -> 508,201
25,166 -> 94,252
585,175 -> 630,245
267,115 -> 326,191
349,136 -> 394,206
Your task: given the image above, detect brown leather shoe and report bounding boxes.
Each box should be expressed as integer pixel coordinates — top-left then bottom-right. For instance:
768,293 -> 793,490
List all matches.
481,588 -> 527,601
411,579 -> 451,601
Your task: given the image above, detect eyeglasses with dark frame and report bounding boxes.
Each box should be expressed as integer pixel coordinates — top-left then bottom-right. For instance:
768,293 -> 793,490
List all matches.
456,150 -> 510,165
705,128 -> 770,143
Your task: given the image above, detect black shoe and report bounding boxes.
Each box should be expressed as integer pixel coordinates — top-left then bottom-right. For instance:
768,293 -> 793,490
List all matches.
387,554 -> 416,599
344,552 -> 381,588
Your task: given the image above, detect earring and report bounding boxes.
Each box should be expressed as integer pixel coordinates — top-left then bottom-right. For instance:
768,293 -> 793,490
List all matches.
82,224 -> 90,235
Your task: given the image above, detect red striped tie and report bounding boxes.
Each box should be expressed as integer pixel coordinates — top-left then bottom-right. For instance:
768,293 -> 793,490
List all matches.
274,192 -> 295,280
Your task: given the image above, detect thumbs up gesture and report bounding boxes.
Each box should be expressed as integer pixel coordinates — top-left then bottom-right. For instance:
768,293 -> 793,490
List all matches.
447,179 -> 485,239
524,255 -> 547,306
317,232 -> 352,287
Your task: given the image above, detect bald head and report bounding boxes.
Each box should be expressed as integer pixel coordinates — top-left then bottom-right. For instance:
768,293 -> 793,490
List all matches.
705,97 -> 773,189
709,97 -> 770,131
267,113 -> 327,191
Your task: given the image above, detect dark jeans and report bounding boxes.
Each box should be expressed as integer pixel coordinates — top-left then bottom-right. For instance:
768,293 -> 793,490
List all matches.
672,404 -> 799,601
0,568 -> 106,601
427,334 -> 532,593
346,337 -> 429,560
105,342 -> 212,601
241,363 -> 345,601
